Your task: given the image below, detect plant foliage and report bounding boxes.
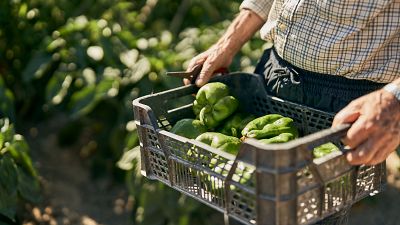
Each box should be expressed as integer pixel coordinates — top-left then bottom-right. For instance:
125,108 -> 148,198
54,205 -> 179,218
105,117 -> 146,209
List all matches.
0,0 -> 268,224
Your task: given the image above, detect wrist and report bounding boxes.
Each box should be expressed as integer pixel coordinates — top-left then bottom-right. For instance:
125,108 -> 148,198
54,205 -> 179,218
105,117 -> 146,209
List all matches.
214,36 -> 242,56
383,83 -> 400,103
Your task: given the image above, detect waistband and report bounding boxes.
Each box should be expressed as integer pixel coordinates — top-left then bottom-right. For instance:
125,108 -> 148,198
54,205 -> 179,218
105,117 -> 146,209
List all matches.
272,48 -> 386,96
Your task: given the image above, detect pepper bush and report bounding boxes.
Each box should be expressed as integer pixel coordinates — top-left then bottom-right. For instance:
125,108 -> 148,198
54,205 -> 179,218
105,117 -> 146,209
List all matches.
0,0 -> 268,224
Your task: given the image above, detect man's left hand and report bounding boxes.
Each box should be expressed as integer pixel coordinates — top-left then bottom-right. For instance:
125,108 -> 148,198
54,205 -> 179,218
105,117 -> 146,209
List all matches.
332,88 -> 400,165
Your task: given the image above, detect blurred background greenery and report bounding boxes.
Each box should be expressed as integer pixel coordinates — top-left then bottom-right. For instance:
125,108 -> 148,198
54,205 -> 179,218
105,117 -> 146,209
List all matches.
0,0 -> 268,224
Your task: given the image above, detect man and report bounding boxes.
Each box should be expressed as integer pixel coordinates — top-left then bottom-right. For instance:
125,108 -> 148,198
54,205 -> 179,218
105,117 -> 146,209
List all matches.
185,0 -> 400,166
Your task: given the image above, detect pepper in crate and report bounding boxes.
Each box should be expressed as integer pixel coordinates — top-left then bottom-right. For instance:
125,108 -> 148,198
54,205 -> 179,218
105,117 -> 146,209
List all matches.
193,82 -> 239,129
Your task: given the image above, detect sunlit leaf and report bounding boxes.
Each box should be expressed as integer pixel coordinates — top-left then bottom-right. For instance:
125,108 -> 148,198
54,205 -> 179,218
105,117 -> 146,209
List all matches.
46,38 -> 66,52
120,49 -> 139,68
116,30 -> 137,48
96,78 -> 118,98
87,46 -> 104,61
117,146 -> 140,171
127,57 -> 150,84
58,15 -> 88,36
0,133 -> 4,150
45,72 -> 72,105
10,136 -> 37,177
0,119 -> 15,143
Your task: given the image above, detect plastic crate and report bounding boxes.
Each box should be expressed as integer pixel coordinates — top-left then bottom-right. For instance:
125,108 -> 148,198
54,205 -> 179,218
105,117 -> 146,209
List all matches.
132,72 -> 386,225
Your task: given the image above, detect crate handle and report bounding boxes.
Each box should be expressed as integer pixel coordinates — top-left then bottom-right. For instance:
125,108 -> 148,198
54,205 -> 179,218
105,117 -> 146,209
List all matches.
301,123 -> 351,152
296,123 -> 351,178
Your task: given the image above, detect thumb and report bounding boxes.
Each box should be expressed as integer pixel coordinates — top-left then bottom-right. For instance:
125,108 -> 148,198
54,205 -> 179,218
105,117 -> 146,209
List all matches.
183,78 -> 191,86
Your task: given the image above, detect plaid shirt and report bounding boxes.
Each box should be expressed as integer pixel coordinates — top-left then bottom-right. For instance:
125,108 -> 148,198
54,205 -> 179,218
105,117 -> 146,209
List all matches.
240,0 -> 400,83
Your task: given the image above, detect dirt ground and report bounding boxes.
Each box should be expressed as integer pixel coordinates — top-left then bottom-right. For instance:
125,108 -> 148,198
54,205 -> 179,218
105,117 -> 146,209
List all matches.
19,115 -> 400,225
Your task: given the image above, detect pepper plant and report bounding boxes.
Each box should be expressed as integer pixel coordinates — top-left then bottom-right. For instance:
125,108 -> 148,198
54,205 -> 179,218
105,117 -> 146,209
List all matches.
0,0 -> 268,224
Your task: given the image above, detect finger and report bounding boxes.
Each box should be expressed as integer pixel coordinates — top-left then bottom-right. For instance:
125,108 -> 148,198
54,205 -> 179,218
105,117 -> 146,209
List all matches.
365,136 -> 399,165
195,60 -> 216,86
183,78 -> 191,86
332,103 -> 361,127
343,116 -> 377,149
346,133 -> 386,165
187,54 -> 207,72
365,147 -> 390,166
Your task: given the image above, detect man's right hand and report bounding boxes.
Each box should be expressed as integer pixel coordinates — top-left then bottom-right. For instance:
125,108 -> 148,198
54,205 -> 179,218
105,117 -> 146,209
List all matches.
183,9 -> 265,87
184,44 -> 234,86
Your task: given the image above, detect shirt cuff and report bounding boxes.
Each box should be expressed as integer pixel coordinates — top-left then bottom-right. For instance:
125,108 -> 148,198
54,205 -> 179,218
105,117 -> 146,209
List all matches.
239,0 -> 273,21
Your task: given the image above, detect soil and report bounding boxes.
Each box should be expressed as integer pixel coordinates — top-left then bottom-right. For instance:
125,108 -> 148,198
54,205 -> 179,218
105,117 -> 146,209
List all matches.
18,114 -> 400,225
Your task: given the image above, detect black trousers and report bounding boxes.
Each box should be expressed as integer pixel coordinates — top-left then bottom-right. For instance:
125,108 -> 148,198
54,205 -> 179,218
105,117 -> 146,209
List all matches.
254,47 -> 386,113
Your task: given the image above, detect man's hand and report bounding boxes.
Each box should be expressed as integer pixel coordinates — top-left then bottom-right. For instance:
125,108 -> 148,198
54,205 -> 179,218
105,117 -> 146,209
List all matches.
332,88 -> 400,165
184,44 -> 234,86
183,9 -> 265,86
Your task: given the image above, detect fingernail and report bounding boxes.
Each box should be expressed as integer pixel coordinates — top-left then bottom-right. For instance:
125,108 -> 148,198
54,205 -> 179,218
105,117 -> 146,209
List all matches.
346,153 -> 353,162
196,79 -> 203,86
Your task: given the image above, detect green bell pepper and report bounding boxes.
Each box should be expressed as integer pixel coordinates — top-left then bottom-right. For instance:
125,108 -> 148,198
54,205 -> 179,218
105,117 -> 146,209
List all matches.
313,142 -> 340,158
193,82 -> 239,129
170,118 -> 208,139
241,114 -> 299,139
195,132 -> 241,155
219,113 -> 256,137
207,161 -> 253,190
259,132 -> 295,144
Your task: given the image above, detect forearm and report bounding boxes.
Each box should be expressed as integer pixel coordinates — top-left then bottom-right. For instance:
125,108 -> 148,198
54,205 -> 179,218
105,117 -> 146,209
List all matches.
390,78 -> 400,86
187,9 -> 266,86
215,9 -> 265,56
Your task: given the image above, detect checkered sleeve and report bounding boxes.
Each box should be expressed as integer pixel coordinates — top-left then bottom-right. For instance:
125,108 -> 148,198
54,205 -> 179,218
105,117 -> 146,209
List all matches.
239,0 -> 274,21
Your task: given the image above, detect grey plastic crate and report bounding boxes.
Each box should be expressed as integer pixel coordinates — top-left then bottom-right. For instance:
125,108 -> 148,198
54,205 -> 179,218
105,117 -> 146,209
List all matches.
132,72 -> 386,225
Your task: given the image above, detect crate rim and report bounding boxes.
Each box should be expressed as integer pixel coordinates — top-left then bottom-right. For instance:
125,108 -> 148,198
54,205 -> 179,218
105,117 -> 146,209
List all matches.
132,72 -> 350,157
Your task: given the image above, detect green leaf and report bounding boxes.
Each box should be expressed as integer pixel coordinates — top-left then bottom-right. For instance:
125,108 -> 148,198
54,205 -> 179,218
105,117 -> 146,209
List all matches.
0,155 -> 17,222
117,146 -> 140,171
0,155 -> 18,193
19,151 -> 37,177
45,72 -> 73,105
96,78 -> 116,98
0,78 -> 15,122
69,85 -> 96,117
0,119 -> 15,143
116,30 -> 137,48
69,78 -> 119,117
3,135 -> 37,177
0,185 -> 17,222
125,130 -> 139,150
46,38 -> 66,52
58,16 -> 88,36
22,52 -> 53,82
16,166 -> 41,204
0,133 -> 4,150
